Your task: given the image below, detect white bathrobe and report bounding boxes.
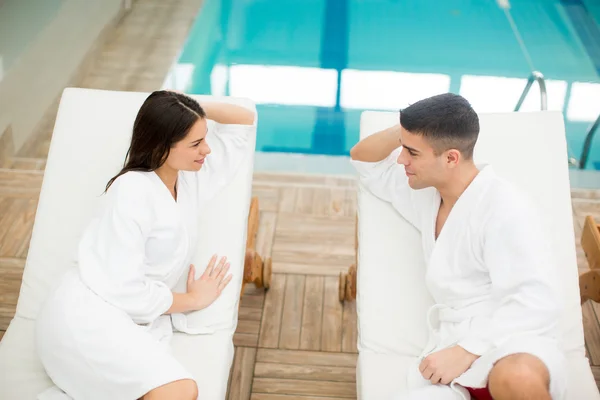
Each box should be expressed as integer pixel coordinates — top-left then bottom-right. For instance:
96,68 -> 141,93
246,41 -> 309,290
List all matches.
351,148 -> 567,400
34,117 -> 254,400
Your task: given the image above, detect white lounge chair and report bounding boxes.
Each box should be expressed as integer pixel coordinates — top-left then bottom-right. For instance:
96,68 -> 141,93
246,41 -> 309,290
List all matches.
0,88 -> 257,399
354,110 -> 600,399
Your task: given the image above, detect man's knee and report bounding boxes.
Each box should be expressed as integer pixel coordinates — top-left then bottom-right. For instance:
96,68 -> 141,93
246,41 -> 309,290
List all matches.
488,353 -> 550,398
181,379 -> 199,400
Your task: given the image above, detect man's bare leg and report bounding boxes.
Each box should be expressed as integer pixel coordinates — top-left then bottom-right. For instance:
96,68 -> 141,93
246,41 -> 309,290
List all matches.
141,379 -> 198,400
488,353 -> 551,400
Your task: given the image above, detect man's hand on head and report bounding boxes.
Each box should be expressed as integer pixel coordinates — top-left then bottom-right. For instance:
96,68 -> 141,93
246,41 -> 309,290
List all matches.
418,345 -> 479,385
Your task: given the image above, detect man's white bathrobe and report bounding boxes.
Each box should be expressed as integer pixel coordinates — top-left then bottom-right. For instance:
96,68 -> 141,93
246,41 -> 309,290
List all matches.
34,118 -> 254,400
352,148 -> 567,400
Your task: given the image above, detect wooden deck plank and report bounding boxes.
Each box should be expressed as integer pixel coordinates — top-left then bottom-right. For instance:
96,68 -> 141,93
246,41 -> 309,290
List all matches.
342,188 -> 356,217
329,188 -> 347,217
256,212 -> 277,259
574,201 -> 600,223
321,277 -> 344,352
12,198 -> 37,258
5,158 -> 46,171
300,275 -> 324,351
294,187 -> 315,214
236,189 -> 270,355
252,378 -> 355,398
273,263 -> 350,277
279,275 -> 306,350
239,306 -> 263,321
272,213 -> 355,270
241,294 -> 265,309
258,274 -> 286,348
256,349 -> 357,368
0,315 -> 14,333
592,365 -> 600,386
227,347 -> 257,400
251,185 -> 279,213
341,301 -> 358,353
0,199 -> 30,256
237,319 -> 261,335
0,169 -> 44,185
251,394 -> 345,400
311,187 -> 330,217
278,187 -> 297,213
0,197 -> 37,258
0,199 -> 25,248
254,362 -> 355,382
244,285 -> 267,296
236,287 -> 264,349
0,257 -> 25,331
234,333 -> 259,348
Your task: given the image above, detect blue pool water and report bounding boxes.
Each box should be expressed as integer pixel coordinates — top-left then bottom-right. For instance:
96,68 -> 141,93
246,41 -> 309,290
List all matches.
165,0 -> 600,173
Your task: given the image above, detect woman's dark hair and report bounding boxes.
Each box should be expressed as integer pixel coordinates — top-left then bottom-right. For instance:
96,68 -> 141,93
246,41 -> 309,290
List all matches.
105,90 -> 206,192
399,93 -> 479,160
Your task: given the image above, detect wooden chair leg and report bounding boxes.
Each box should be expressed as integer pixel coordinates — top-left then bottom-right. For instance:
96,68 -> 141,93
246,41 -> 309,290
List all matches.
339,271 -> 346,302
240,197 -> 272,303
246,197 -> 259,250
340,215 -> 358,302
580,269 -> 600,304
582,215 -> 600,270
579,215 -> 600,305
339,264 -> 357,302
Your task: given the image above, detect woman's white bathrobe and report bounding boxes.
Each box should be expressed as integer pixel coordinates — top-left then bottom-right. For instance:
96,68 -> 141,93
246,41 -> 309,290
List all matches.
35,117 -> 254,400
352,148 -> 567,400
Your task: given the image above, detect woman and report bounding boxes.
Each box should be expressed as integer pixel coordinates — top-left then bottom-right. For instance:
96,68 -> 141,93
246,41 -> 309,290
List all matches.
35,90 -> 256,400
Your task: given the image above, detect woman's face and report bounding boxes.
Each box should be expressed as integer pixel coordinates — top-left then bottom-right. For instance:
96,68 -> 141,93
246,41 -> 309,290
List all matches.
164,118 -> 210,172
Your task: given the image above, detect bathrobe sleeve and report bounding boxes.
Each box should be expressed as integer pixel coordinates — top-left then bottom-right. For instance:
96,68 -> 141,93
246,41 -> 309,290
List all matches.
78,173 -> 173,324
192,112 -> 257,202
457,194 -> 561,356
350,148 -> 419,228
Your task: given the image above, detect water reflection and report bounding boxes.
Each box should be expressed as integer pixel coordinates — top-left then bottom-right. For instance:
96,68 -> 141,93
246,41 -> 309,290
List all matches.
567,82 -> 600,122
459,75 -> 568,113
340,70 -> 451,110
228,65 -> 338,107
163,62 -> 600,158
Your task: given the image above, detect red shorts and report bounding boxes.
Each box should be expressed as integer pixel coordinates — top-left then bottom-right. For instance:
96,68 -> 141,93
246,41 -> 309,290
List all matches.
465,386 -> 493,400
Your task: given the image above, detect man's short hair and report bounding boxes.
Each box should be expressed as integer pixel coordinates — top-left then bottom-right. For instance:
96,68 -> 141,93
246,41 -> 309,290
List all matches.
399,93 -> 480,160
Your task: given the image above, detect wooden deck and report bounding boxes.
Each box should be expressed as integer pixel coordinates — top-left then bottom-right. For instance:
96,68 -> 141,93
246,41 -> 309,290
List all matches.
229,177 -> 359,398
1,0 -> 600,398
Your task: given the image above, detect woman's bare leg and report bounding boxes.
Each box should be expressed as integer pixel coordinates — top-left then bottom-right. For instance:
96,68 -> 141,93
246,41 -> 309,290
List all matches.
141,379 -> 198,400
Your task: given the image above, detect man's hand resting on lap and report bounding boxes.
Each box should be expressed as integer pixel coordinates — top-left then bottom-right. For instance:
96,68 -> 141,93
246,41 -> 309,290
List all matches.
419,346 -> 479,385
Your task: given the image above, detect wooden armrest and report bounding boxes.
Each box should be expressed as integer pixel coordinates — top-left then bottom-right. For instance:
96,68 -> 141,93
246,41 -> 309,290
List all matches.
240,197 -> 272,304
582,215 -> 600,270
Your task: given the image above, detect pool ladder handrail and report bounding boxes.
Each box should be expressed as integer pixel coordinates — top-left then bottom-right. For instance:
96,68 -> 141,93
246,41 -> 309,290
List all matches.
514,71 -> 548,111
513,72 -> 582,167
578,114 -> 600,170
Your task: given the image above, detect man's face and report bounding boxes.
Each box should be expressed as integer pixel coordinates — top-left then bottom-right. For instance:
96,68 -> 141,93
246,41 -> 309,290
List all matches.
396,127 -> 448,190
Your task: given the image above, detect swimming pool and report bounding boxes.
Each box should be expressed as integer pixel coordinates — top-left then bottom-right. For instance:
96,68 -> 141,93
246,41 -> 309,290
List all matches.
164,0 -> 600,176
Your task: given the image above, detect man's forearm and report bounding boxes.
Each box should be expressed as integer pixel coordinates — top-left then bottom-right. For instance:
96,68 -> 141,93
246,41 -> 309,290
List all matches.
349,124 -> 402,162
201,102 -> 255,126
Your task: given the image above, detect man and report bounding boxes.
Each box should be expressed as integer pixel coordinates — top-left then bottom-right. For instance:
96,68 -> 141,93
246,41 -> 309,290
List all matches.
350,93 -> 566,400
